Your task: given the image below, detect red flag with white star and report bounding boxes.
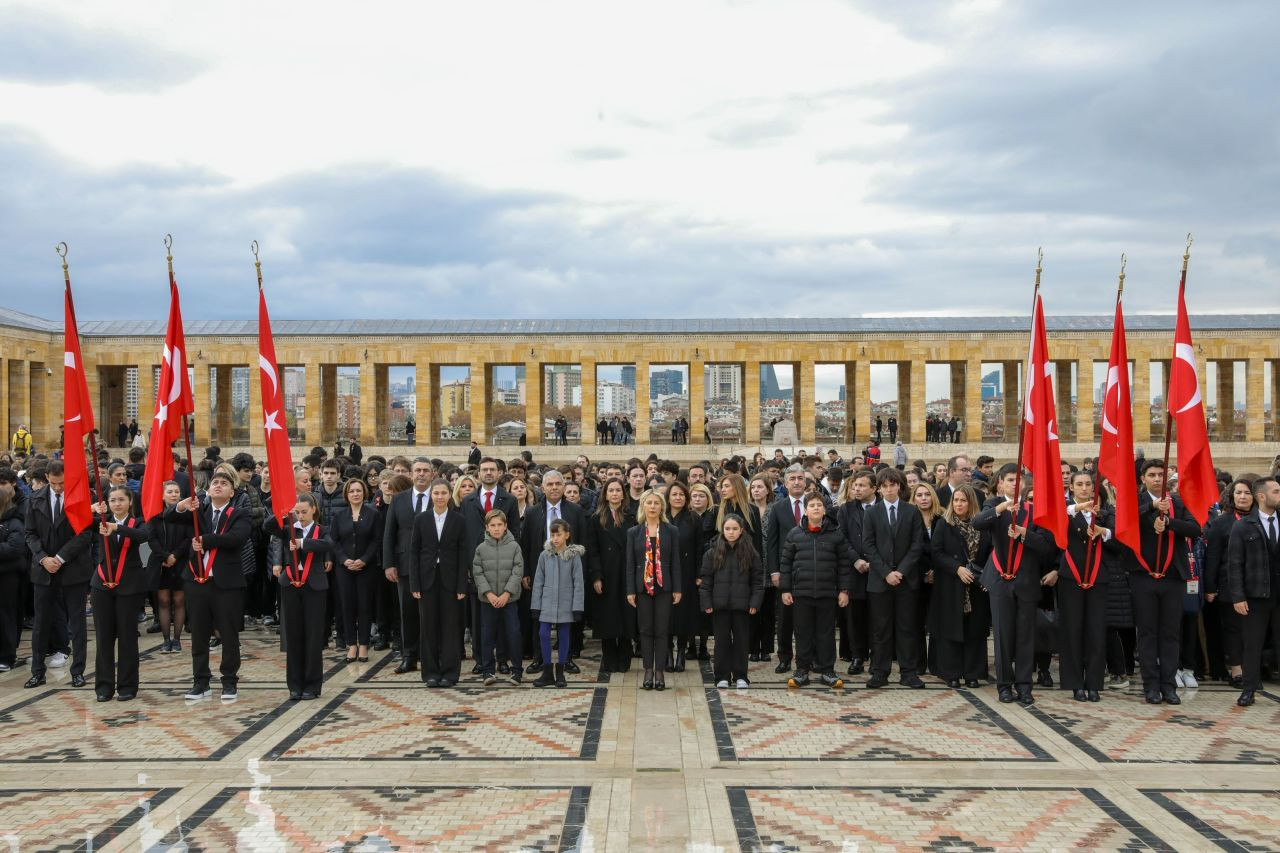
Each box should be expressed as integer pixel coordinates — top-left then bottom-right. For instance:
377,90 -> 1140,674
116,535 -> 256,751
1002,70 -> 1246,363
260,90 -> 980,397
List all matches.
61,282 -> 95,534
1019,291 -> 1068,548
1168,281 -> 1216,524
140,274 -> 194,520
1097,297 -> 1139,554
258,286 -> 296,525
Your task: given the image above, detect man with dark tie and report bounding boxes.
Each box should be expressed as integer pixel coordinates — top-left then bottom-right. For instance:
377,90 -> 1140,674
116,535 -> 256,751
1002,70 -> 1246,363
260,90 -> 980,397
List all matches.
460,457 -> 518,667
520,470 -> 587,671
24,461 -> 94,689
862,467 -> 926,688
382,457 -> 433,673
167,470 -> 251,701
764,464 -> 809,673
409,478 -> 469,687
1225,476 -> 1280,707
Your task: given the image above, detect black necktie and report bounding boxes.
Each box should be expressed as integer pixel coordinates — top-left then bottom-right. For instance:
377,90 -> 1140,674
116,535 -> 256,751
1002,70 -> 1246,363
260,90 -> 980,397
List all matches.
889,504 -> 897,527
211,509 -> 221,530
1269,515 -> 1278,547
54,495 -> 62,521
415,492 -> 424,514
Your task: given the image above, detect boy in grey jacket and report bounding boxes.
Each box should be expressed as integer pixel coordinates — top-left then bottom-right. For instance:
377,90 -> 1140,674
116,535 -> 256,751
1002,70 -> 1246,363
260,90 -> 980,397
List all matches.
530,519 -> 585,687
472,510 -> 524,685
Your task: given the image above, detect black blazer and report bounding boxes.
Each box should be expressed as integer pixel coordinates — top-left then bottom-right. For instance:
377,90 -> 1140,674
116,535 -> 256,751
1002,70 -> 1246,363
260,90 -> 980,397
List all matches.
24,487 -> 95,586
520,500 -> 587,578
624,522 -> 682,597
764,495 -> 805,575
408,508 -> 469,595
329,505 -> 385,572
863,501 -> 926,592
164,500 -> 251,589
974,500 -> 1057,599
836,500 -> 875,599
382,487 -> 432,578
1129,491 -> 1200,580
1204,510 -> 1244,599
266,519 -> 332,591
89,515 -> 152,596
147,508 -> 192,580
460,487 -> 519,561
1226,511 -> 1279,602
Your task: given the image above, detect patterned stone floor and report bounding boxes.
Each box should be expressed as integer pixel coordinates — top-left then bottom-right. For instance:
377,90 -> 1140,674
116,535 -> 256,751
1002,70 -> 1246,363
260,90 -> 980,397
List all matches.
1,624 -> 1279,850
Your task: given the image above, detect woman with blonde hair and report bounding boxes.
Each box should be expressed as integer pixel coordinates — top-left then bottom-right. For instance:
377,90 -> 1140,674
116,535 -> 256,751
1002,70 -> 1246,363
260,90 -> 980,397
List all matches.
911,481 -> 942,674
930,483 -> 992,688
626,489 -> 682,689
451,474 -> 478,508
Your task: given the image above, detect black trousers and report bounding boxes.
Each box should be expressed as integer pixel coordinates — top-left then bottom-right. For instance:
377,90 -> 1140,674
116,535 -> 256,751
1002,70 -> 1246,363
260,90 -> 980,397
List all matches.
774,588 -> 794,663
935,594 -> 990,683
1057,582 -> 1107,691
636,590 -> 673,672
30,578 -> 88,679
600,637 -> 631,672
419,587 -> 463,683
1242,593 -> 1280,691
396,575 -> 420,661
0,572 -> 20,667
280,584 -> 325,695
870,586 -> 918,679
1204,598 -> 1243,673
334,567 -> 377,646
749,587 -> 775,655
375,574 -> 399,640
792,596 -> 837,674
1131,572 -> 1183,692
988,582 -> 1036,688
712,610 -> 750,682
92,588 -> 143,695
185,582 -> 243,689
842,595 -> 870,661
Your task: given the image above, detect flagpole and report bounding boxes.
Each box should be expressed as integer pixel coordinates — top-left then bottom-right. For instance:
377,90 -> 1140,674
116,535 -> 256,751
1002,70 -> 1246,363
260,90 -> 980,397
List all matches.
57,242 -> 114,574
1086,254 -> 1126,580
1156,233 -> 1193,568
1005,248 -> 1042,568
167,235 -> 202,540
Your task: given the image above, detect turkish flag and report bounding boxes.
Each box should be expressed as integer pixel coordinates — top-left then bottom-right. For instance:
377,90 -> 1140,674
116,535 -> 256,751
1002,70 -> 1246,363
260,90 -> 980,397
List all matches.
1168,282 -> 1216,524
1019,292 -> 1068,548
61,283 -> 95,534
1097,299 -> 1139,554
140,274 -> 194,520
258,287 -> 297,526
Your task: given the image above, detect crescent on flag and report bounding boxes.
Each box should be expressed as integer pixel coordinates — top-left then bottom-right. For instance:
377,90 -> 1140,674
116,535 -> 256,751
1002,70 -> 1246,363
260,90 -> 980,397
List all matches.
1101,365 -> 1120,435
1174,342 -> 1201,413
259,353 -> 279,398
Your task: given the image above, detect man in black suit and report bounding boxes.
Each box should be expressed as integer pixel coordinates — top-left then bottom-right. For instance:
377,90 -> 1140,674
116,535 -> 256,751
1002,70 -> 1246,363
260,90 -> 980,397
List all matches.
460,457 -> 518,666
1127,459 -> 1201,705
382,457 -> 434,673
519,470 -> 587,671
835,469 -> 876,675
936,454 -> 975,510
167,470 -> 251,700
24,461 -> 94,688
765,464 -> 809,673
467,442 -> 482,467
863,467 -> 926,688
409,478 -> 469,687
1226,476 -> 1280,707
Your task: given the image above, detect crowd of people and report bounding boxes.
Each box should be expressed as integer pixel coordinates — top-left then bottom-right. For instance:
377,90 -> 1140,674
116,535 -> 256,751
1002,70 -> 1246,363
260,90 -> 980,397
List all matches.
1,440 -> 1278,711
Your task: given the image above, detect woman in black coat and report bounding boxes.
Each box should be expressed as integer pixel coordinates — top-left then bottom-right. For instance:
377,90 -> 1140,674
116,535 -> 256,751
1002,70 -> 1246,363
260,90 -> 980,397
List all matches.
666,481 -> 702,672
626,489 -> 682,690
328,478 -> 385,663
147,480 -> 192,654
779,494 -> 853,687
1203,478 -> 1254,685
0,484 -> 25,672
930,484 -> 992,688
700,515 -> 764,688
585,478 -> 635,673
91,485 -> 152,702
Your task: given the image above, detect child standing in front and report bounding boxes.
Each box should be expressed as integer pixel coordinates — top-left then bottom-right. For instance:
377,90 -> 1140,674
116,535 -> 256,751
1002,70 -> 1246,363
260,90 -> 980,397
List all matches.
472,510 -> 524,685
531,519 -> 585,688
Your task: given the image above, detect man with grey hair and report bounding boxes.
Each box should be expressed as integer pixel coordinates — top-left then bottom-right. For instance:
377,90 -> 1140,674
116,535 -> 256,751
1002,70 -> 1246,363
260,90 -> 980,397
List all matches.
763,463 -> 810,672
520,469 -> 588,673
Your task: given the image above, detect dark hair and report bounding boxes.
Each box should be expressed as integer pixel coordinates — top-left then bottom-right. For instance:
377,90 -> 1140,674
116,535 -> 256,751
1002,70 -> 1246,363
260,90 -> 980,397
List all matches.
548,518 -> 572,541
105,483 -> 133,507
1141,459 -> 1167,475
976,455 -> 995,468
320,460 -> 340,473
711,513 -> 757,575
1252,476 -> 1278,499
209,470 -> 236,487
47,460 -> 65,477
484,508 -> 508,525
595,477 -> 629,528
802,491 -> 826,509
875,468 -> 907,490
995,462 -> 1020,482
666,479 -> 692,514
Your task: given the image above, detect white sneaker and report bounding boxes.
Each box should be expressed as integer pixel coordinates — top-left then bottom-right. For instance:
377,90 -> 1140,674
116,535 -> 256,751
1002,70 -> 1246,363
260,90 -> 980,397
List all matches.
1174,670 -> 1185,687
47,652 -> 68,668
735,679 -> 749,689
1181,671 -> 1198,689
715,679 -> 729,689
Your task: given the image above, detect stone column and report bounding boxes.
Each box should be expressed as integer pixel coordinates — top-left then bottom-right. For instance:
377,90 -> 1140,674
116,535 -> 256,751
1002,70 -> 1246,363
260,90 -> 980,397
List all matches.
1002,361 -> 1020,441
248,362 -> 263,445
1130,354 -> 1151,444
797,361 -> 815,445
214,367 -> 233,445
358,361 -> 377,445
634,360 -> 651,444
0,358 -> 9,447
964,356 -> 983,445
524,360 -> 543,446
470,361 -> 488,445
853,359 -> 870,445
136,362 -> 155,436
906,359 -> 926,443
26,362 -> 45,449
303,365 -> 322,446
1245,357 -> 1264,442
1075,359 -> 1094,445
1216,361 -> 1235,440
843,362 -> 856,443
579,359 -> 596,447
743,361 -> 761,444
1055,361 -> 1074,442
689,359 -> 705,446
413,362 -> 432,448
1272,360 -> 1280,440
193,362 -> 211,445
321,365 -> 338,444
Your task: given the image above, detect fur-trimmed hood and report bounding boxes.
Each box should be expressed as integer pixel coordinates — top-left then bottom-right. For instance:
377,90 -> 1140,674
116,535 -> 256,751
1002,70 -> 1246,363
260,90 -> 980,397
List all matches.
543,541 -> 586,558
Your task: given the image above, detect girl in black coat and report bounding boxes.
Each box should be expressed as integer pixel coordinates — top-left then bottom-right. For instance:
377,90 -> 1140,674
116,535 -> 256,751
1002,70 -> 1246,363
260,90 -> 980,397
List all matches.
1057,471 -> 1121,701
626,489 -> 683,690
266,492 -> 333,701
700,515 -> 764,688
703,475 -> 766,657
148,480 -> 191,654
328,479 -> 385,662
585,479 -> 635,673
91,485 -> 152,702
666,481 -> 702,673
780,494 -> 854,688
930,484 -> 993,687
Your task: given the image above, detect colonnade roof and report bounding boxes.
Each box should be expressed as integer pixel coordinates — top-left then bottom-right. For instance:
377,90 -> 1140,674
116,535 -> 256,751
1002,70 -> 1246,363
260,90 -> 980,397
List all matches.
1,306 -> 1276,337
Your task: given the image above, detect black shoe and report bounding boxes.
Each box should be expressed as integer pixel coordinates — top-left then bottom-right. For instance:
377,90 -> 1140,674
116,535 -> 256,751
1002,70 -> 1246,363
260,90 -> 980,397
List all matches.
1016,688 -> 1035,707
289,691 -> 301,701
1037,669 -> 1054,688
526,659 -> 544,674
555,664 -> 568,688
965,679 -> 980,688
748,652 -> 759,662
1163,691 -> 1181,705
116,692 -> 136,702
758,653 -> 771,662
147,621 -> 163,633
96,691 -> 113,702
440,678 -> 456,688
470,662 -> 483,674
788,670 -> 811,688
901,675 -> 926,689
848,658 -> 865,676
498,662 -> 511,675
866,674 -> 888,689
819,672 -> 843,688
394,659 -> 418,674
1229,674 -> 1244,689
423,677 -> 439,688
774,659 -> 791,674
697,640 -> 710,660
533,665 -> 555,688
997,686 -> 1015,703
24,675 -> 45,689
673,650 -> 685,673
643,670 -> 654,690
1072,689 -> 1087,701
300,692 -> 317,700
1237,690 -> 1256,707
1144,690 -> 1163,705
655,674 -> 665,691
946,679 -> 961,689
358,655 -> 368,663
372,639 -> 389,651
564,659 -> 580,674
1087,690 -> 1100,702
71,674 -> 86,688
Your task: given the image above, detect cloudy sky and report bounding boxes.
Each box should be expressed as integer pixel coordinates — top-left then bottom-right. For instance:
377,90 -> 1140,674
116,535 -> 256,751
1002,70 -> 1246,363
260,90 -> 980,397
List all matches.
3,0 -> 1277,322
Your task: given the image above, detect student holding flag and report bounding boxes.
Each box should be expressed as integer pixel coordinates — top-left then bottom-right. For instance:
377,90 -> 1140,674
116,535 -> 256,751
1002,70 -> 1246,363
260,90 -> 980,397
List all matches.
90,485 -> 151,702
266,493 -> 332,700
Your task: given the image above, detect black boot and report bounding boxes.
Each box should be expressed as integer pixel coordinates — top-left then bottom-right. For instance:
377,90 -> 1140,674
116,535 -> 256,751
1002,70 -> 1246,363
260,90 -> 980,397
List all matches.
674,647 -> 686,673
697,638 -> 710,661
533,664 -> 555,688
555,664 -> 568,688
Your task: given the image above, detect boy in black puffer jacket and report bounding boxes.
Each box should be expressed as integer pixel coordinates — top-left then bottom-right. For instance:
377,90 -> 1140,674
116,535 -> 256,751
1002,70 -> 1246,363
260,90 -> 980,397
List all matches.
781,493 -> 854,688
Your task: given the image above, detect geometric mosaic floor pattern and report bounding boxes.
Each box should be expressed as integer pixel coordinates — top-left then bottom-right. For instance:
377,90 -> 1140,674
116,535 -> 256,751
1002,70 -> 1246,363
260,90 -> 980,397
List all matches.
3,622 -> 1280,850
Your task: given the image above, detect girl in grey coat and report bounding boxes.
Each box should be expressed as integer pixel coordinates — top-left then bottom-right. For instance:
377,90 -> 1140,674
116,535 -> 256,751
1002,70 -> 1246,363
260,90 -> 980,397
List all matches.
531,519 -> 585,687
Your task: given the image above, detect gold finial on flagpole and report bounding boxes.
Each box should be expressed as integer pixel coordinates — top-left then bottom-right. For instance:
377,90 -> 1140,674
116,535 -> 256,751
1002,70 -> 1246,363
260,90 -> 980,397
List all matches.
1034,246 -> 1043,293
251,240 -> 263,289
1117,253 -> 1126,300
1182,232 -> 1193,273
165,233 -> 174,277
55,241 -> 70,285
